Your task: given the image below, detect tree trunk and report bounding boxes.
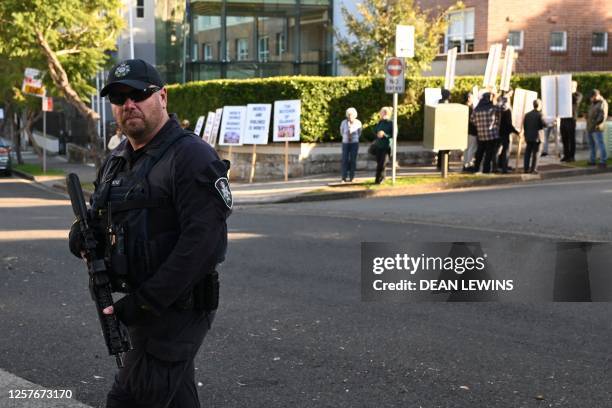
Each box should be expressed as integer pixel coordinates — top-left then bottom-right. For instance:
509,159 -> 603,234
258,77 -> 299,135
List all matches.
35,31 -> 102,169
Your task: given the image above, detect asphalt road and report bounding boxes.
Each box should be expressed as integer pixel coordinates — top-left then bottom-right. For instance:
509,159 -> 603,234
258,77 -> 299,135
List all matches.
0,174 -> 611,408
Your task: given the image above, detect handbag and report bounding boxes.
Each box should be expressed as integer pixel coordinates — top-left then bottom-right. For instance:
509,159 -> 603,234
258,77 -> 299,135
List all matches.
368,142 -> 379,156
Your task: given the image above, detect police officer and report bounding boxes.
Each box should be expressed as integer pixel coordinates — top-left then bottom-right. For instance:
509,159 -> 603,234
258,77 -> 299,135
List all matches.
69,59 -> 231,408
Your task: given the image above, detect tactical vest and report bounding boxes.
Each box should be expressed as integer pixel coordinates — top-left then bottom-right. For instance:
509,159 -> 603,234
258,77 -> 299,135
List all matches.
91,131 -> 225,297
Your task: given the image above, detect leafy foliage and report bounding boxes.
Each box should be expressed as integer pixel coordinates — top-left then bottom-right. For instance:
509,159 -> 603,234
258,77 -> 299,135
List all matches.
167,73 -> 612,143
335,0 -> 462,76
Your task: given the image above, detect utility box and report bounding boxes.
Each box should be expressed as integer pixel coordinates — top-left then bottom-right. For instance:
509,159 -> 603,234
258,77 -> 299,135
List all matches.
423,103 -> 469,151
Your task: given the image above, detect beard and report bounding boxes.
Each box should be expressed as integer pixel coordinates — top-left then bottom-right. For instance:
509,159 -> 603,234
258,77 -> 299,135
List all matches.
120,112 -> 151,140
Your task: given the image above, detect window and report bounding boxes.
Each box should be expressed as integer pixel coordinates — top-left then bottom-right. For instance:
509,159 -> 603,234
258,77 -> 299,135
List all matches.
592,32 -> 608,52
507,31 -> 524,50
236,38 -> 249,61
550,31 -> 567,52
276,33 -> 286,56
136,0 -> 144,18
203,43 -> 213,61
445,9 -> 475,53
258,37 -> 269,62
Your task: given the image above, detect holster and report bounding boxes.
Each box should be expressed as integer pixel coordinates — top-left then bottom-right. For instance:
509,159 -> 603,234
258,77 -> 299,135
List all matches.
193,271 -> 219,312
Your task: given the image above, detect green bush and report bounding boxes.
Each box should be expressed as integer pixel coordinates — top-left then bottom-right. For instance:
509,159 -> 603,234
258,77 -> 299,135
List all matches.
166,73 -> 612,143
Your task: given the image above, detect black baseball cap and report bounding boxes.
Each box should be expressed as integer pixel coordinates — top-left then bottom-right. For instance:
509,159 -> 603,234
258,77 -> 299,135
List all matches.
100,59 -> 164,97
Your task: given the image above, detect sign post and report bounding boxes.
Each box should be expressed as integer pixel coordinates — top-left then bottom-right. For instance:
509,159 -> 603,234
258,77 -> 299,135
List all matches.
385,57 -> 405,184
41,96 -> 53,174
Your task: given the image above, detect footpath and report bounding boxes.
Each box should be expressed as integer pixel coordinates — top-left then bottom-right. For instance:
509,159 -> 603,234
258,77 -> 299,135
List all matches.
12,149 -> 612,205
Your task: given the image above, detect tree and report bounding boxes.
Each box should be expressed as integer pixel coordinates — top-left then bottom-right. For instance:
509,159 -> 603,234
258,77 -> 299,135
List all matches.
335,0 -> 463,76
0,0 -> 124,168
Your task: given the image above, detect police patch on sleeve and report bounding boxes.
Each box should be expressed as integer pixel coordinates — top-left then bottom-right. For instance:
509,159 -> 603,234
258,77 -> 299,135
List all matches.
214,177 -> 233,209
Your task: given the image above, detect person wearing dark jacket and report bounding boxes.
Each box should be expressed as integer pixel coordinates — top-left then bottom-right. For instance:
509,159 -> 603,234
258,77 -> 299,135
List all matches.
497,90 -> 519,173
436,88 -> 452,170
68,59 -> 230,408
373,106 -> 393,184
470,92 -> 505,173
523,99 -> 548,173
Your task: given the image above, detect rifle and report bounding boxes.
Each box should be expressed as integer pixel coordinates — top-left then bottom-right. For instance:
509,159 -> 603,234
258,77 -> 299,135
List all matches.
66,173 -> 132,368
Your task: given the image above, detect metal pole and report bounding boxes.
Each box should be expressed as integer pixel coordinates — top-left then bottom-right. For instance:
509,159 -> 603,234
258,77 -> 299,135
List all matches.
128,0 -> 134,59
102,70 -> 107,151
43,110 -> 47,174
392,92 -> 398,184
96,72 -> 101,138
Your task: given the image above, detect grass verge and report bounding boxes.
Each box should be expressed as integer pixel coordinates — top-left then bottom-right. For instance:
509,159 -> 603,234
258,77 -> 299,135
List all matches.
14,163 -> 64,176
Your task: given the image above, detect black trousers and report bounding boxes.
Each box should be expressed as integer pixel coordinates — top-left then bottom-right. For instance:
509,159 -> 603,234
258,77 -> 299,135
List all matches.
106,311 -> 214,408
524,141 -> 540,172
497,136 -> 510,172
474,139 -> 498,173
560,118 -> 576,160
375,147 -> 389,183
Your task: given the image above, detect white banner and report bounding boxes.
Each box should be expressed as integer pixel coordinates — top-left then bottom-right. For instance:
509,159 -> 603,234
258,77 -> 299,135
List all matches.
424,88 -> 442,107
273,100 -> 301,142
218,106 -> 246,146
483,44 -> 503,89
243,104 -> 272,145
193,115 -> 206,137
512,88 -> 538,131
444,47 -> 458,90
541,74 -> 572,119
499,46 -> 515,92
209,108 -> 223,146
202,112 -> 216,145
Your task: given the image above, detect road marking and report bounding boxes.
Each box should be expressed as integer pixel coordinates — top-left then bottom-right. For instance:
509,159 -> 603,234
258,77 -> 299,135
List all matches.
0,367 -> 93,408
0,230 -> 70,241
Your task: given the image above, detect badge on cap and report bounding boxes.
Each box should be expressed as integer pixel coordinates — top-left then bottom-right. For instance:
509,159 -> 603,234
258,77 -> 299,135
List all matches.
115,63 -> 130,78
214,177 -> 233,209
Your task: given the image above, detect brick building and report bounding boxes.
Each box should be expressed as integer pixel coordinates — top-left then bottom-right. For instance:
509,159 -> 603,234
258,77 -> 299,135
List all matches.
417,0 -> 612,73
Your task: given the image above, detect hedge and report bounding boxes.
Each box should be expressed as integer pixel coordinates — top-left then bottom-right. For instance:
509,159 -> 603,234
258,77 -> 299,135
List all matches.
166,73 -> 612,143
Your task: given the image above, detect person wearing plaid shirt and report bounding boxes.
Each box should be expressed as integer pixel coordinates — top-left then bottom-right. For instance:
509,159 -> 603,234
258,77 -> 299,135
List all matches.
470,92 -> 507,173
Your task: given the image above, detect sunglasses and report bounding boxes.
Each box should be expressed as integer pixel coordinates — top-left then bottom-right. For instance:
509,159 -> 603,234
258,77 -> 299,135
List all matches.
108,87 -> 161,105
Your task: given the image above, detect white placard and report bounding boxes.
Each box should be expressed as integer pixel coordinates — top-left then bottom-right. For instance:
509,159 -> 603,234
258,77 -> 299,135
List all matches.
541,74 -> 572,119
512,88 -> 538,132
202,112 -> 216,144
273,100 -> 301,142
395,25 -> 415,58
483,44 -> 503,89
424,88 -> 442,107
444,47 -> 458,90
243,104 -> 271,145
218,106 -> 246,146
193,115 -> 206,137
22,67 -> 45,97
500,46 -> 515,92
0,108 -> 4,120
209,108 -> 223,146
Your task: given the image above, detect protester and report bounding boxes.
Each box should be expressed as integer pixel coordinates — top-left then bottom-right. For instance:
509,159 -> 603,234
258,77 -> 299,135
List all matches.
462,92 -> 478,172
107,125 -> 126,150
497,89 -> 519,173
340,107 -> 362,182
372,107 -> 393,184
560,81 -> 582,162
523,99 -> 547,173
586,89 -> 609,168
470,92 -> 505,173
540,117 -> 558,157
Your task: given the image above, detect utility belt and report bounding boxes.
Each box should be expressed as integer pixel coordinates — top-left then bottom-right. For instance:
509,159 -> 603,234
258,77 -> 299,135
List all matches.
172,271 -> 220,312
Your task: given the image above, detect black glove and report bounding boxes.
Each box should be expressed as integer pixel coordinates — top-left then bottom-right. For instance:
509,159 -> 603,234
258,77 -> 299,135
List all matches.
68,219 -> 84,258
114,292 -> 161,326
